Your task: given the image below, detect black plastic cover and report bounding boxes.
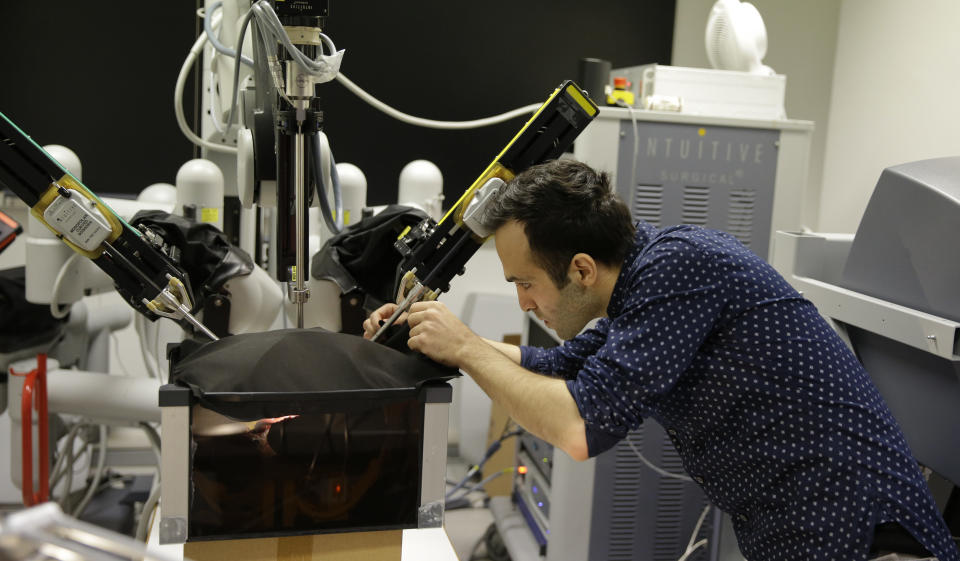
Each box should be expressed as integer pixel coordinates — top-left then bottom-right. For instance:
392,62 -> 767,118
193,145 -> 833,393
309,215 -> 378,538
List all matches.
311,205 -> 428,306
168,328 -> 457,420
0,267 -> 64,353
130,210 -> 254,306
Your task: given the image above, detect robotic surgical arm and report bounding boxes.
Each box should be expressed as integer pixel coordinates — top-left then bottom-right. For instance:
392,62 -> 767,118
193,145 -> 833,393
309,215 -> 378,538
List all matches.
0,112 -> 219,340
371,81 -> 599,341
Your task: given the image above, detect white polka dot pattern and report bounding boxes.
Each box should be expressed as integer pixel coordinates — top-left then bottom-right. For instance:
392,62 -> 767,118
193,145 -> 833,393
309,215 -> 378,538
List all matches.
520,222 -> 958,561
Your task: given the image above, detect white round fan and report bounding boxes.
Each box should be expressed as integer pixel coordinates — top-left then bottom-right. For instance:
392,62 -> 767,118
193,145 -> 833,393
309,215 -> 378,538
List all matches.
705,0 -> 775,75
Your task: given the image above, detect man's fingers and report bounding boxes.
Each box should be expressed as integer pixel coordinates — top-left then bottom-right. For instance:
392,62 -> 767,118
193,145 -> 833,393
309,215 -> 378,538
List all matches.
407,331 -> 430,353
409,300 -> 443,313
387,310 -> 409,324
373,303 -> 398,321
363,303 -> 406,340
363,310 -> 414,339
406,309 -> 423,327
362,318 -> 377,339
367,301 -> 446,343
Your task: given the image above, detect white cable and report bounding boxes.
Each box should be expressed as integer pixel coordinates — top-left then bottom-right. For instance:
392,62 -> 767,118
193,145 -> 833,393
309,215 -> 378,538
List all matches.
50,424 -> 84,504
60,426 -> 89,509
619,100 -> 640,195
216,0 -> 544,136
135,315 -> 159,380
319,133 -> 333,212
204,1 -> 254,67
139,422 -> 162,467
316,132 -> 343,231
686,505 -> 711,552
154,318 -> 165,383
108,332 -> 133,376
250,2 -> 337,75
49,253 -> 82,319
49,426 -> 78,487
207,56 -> 253,136
336,73 -> 541,130
60,446 -> 76,508
200,0 -> 546,150
625,438 -> 694,482
675,505 -> 712,561
152,319 -> 163,380
222,5 -> 259,135
135,482 -> 161,542
255,0 -> 543,129
174,12 -> 239,155
72,425 -> 107,517
330,153 -> 343,230
677,539 -> 708,561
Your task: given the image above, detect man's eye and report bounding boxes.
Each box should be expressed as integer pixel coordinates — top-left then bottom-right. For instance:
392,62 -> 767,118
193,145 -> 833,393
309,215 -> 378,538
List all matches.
517,283 -> 531,289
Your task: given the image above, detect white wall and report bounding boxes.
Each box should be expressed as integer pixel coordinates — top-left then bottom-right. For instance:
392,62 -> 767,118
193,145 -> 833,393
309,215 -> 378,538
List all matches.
818,0 -> 960,232
675,0 -> 960,234
672,0 -> 841,229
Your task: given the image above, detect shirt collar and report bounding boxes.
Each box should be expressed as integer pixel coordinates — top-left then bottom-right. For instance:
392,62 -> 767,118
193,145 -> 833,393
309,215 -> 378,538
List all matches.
607,221 -> 659,318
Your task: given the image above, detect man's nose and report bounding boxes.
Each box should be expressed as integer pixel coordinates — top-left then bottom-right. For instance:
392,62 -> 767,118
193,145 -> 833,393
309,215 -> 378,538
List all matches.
517,291 -> 535,312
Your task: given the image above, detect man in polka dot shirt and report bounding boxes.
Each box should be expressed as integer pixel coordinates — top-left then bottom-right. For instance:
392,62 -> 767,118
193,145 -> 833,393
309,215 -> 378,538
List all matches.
362,159 -> 958,561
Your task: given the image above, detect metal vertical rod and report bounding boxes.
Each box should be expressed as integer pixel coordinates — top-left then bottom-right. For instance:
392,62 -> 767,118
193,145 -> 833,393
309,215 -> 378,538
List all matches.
294,129 -> 306,328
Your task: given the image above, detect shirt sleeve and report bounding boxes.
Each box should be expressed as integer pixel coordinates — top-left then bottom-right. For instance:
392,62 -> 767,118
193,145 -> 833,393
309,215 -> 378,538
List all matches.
568,237 -> 728,457
520,318 -> 610,379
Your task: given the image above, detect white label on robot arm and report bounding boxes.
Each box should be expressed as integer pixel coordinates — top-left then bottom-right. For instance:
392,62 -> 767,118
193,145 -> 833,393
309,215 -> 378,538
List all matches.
42,189 -> 112,252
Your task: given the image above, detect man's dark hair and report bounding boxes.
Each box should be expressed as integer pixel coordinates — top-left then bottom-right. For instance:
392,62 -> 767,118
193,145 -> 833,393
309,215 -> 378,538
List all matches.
485,159 -> 636,288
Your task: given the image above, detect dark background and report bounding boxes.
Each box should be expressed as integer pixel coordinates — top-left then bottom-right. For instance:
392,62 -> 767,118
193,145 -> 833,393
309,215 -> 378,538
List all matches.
0,1 -> 675,206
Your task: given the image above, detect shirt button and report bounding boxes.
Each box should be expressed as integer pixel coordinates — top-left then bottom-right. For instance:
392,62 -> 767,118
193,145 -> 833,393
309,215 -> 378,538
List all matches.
693,475 -> 704,484
667,429 -> 678,436
738,514 -> 749,522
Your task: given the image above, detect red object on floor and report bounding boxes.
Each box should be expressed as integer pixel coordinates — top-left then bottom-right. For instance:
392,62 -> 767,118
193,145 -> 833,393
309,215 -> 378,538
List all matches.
11,353 -> 49,506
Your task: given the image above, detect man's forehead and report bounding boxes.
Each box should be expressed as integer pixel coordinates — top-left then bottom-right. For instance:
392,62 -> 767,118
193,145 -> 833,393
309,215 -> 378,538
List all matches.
503,265 -> 542,284
495,222 -> 543,280
495,220 -> 528,243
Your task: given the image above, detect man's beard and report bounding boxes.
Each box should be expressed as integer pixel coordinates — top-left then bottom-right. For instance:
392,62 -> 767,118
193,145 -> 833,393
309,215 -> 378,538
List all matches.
552,281 -> 598,340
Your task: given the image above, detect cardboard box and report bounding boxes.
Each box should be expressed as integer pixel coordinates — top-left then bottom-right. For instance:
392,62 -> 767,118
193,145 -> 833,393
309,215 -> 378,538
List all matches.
183,530 -> 403,561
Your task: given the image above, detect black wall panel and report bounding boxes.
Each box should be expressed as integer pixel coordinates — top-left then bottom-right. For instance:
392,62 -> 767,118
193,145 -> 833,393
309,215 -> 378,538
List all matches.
0,2 -> 200,196
0,1 -> 675,205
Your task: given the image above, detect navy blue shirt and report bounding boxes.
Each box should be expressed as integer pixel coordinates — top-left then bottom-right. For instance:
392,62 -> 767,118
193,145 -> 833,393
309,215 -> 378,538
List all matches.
520,222 -> 958,561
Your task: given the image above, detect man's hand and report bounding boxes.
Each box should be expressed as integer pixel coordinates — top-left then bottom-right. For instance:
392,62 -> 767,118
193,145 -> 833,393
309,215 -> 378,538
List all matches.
361,303 -> 407,340
407,301 -> 480,368
365,301 -> 587,460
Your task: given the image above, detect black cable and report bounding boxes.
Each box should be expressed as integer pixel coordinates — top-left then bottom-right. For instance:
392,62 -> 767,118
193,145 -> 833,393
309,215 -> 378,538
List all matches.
446,429 -> 524,499
483,523 -> 510,561
466,524 -> 490,561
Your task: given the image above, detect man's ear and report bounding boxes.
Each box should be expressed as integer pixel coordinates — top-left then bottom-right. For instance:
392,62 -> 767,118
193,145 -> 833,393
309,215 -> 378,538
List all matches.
569,253 -> 598,286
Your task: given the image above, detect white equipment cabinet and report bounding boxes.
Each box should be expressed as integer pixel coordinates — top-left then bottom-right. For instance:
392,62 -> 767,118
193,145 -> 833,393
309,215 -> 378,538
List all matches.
574,107 -> 813,260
